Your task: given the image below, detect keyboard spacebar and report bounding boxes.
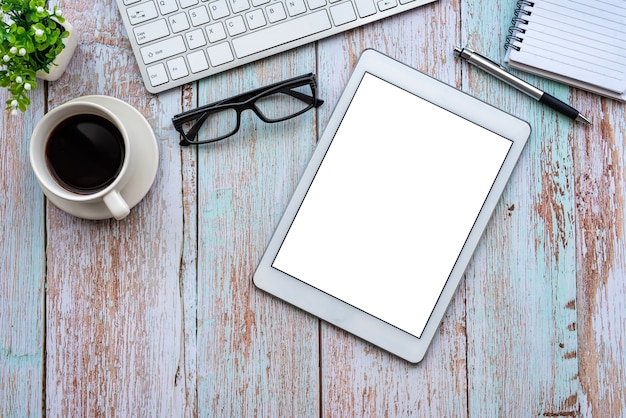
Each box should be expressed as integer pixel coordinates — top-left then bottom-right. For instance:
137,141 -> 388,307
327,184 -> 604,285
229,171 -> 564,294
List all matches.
232,11 -> 332,58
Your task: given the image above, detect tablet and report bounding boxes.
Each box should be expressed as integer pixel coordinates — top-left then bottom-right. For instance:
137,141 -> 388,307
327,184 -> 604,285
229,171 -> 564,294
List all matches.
253,49 -> 530,363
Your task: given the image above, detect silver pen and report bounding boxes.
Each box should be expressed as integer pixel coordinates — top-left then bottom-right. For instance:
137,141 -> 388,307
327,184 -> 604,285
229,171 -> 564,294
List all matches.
453,47 -> 591,125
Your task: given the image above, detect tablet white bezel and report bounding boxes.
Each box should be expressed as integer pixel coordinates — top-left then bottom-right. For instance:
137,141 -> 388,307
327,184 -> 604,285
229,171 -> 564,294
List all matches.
253,49 -> 530,363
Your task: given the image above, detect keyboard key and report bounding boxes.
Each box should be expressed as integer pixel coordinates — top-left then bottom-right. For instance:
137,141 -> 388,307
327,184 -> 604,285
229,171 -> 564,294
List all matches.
186,28 -> 207,48
187,50 -> 210,72
127,1 -> 159,25
167,56 -> 190,79
225,15 -> 247,36
330,2 -> 357,25
251,0 -> 271,6
354,0 -> 376,17
179,0 -> 199,7
377,0 -> 396,10
134,19 -> 170,44
228,0 -> 251,13
207,43 -> 235,66
190,5 -> 211,25
156,0 -> 179,14
307,0 -> 327,9
206,22 -> 227,42
147,63 -> 169,86
245,9 -> 267,30
265,2 -> 287,23
232,10 -> 331,58
286,0 -> 306,16
169,12 -> 190,32
208,0 -> 230,19
140,35 -> 187,64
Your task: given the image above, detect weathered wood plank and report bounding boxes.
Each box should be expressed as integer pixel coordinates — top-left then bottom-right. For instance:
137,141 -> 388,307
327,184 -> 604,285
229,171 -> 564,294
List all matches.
43,0 -> 186,415
180,83 -> 200,418
0,83 -> 46,417
463,0 -> 579,414
194,51 -> 321,416
573,92 -> 626,417
317,1 -> 469,416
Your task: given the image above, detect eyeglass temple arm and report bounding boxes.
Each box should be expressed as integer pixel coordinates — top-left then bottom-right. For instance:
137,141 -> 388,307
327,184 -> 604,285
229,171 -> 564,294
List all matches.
209,74 -> 317,105
228,73 -> 323,106
221,78 -> 324,106
281,88 -> 324,106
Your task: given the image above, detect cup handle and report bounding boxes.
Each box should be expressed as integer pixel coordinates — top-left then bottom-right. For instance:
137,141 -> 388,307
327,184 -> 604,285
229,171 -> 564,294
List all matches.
103,190 -> 130,220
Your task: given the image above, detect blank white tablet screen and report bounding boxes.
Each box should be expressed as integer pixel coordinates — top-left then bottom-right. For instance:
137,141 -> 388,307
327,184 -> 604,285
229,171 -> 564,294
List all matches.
272,73 -> 512,338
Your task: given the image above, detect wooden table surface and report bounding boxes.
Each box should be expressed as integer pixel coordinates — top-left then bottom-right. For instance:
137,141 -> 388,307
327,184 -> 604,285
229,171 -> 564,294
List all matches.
1,0 -> 625,416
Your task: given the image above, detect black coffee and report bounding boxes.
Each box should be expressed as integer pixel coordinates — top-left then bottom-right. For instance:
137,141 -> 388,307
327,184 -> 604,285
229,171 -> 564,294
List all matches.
45,114 -> 125,194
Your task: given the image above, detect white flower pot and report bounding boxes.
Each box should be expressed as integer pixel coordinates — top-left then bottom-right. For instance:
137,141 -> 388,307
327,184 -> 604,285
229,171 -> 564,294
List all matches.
36,20 -> 78,81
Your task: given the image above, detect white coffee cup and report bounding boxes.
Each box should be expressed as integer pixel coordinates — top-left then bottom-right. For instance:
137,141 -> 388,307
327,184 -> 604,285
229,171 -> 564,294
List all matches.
30,101 -> 132,220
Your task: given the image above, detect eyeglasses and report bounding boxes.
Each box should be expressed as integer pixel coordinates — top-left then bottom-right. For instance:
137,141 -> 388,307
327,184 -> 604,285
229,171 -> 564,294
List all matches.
173,73 -> 324,146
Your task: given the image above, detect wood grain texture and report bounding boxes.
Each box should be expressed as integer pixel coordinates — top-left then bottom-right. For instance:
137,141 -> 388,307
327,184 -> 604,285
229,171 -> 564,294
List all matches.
0,0 -> 625,415
0,84 -> 45,417
43,0 -> 185,415
180,83 -> 199,418
573,92 -> 626,417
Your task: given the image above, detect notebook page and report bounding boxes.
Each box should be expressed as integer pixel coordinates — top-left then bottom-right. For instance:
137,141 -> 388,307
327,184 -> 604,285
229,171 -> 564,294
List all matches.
507,0 -> 626,93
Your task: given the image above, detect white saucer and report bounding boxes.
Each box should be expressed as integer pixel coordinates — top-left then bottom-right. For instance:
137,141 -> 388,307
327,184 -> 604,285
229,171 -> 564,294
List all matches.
45,95 -> 159,220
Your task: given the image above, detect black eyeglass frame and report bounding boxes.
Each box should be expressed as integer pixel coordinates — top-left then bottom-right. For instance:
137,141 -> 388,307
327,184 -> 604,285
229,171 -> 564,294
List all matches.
173,73 -> 324,146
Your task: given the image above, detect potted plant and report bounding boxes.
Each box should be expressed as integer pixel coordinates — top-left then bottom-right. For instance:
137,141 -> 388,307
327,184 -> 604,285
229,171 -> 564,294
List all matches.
1,0 -> 78,114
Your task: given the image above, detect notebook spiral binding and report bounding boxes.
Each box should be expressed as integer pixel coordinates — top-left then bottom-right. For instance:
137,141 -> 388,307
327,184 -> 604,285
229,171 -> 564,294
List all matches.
504,0 -> 535,51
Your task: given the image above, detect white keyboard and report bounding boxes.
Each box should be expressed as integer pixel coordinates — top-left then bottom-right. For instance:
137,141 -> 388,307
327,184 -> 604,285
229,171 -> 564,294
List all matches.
117,0 -> 436,93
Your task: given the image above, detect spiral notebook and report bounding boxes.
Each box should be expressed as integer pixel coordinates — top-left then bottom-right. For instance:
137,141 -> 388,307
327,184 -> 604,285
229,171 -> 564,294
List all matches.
504,0 -> 626,102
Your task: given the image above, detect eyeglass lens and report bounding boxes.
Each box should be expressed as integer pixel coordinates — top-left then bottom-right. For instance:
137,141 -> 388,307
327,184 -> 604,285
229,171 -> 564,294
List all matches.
255,84 -> 317,120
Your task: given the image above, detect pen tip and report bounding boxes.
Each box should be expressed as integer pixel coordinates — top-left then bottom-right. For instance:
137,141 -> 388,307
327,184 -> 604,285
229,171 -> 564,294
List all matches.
577,114 -> 592,125
453,47 -> 463,56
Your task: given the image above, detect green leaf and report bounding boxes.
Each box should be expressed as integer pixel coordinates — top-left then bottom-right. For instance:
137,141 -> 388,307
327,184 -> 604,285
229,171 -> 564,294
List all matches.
0,0 -> 72,112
